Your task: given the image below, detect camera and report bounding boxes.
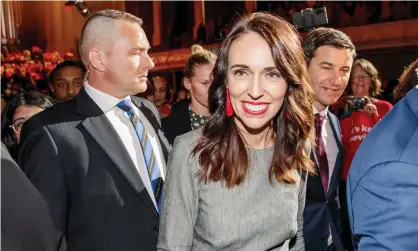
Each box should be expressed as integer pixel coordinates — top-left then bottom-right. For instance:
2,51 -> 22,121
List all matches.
292,7 -> 328,31
348,97 -> 366,110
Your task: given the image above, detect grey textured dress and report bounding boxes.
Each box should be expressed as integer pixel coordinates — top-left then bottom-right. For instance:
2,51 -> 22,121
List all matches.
157,129 -> 307,251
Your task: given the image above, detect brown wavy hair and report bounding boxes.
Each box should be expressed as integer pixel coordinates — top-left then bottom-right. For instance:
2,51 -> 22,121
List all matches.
346,59 -> 383,97
192,13 -> 315,187
393,58 -> 418,103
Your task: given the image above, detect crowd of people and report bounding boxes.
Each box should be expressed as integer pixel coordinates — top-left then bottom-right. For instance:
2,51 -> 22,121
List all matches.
1,8 -> 418,251
192,1 -> 418,47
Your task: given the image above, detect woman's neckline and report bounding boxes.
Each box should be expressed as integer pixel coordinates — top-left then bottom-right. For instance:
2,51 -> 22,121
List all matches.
246,145 -> 274,151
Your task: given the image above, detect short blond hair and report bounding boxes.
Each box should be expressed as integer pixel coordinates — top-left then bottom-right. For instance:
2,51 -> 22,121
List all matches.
79,9 -> 143,66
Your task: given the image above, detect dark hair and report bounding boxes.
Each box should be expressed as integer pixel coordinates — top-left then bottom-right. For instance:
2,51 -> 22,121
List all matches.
79,9 -> 143,65
393,58 -> 418,103
48,60 -> 86,83
184,44 -> 217,79
303,27 -> 356,64
151,76 -> 171,103
346,58 -> 383,97
1,91 -> 55,160
192,12 -> 315,187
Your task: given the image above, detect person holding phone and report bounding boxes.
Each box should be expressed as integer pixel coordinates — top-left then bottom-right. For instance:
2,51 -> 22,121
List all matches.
337,59 -> 392,250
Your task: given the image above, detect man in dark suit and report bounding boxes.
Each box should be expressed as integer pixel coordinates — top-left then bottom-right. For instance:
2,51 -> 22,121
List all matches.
302,28 -> 356,251
18,10 -> 171,251
1,143 -> 60,251
347,86 -> 418,250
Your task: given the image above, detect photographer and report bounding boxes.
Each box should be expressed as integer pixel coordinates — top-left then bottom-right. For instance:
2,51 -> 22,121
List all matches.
337,59 -> 393,190
334,59 -> 392,251
338,59 -> 393,182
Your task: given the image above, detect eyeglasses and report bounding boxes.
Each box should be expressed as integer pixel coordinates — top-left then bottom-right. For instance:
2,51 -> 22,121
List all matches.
9,121 -> 25,134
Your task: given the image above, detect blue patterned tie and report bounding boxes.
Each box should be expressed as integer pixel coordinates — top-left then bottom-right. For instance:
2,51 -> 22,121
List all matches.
117,99 -> 163,213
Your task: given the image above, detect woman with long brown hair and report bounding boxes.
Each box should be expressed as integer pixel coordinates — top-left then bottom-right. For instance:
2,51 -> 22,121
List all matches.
158,13 -> 314,251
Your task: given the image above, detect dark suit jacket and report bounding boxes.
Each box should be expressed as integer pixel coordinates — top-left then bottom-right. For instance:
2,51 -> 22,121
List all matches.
304,111 -> 344,251
1,143 -> 60,251
162,100 -> 192,145
18,88 -> 171,251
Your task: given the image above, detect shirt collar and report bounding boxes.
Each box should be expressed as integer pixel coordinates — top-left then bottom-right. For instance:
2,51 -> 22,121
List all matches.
313,104 -> 328,116
84,82 -> 131,113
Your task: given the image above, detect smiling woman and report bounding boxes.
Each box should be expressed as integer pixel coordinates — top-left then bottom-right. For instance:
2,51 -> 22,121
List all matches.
158,12 -> 315,251
226,32 -> 288,134
338,58 -> 393,182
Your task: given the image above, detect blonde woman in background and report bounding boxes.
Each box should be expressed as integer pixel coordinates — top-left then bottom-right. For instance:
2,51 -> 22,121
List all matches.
162,44 -> 217,145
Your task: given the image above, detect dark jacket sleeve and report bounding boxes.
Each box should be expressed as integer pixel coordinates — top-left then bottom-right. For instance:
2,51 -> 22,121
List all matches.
18,122 -> 68,242
2,143 -> 61,251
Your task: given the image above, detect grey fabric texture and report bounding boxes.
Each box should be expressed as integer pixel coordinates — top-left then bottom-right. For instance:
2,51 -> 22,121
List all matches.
157,129 -> 307,251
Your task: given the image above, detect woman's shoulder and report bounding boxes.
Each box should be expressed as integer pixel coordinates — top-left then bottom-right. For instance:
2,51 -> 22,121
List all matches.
375,99 -> 393,108
172,128 -> 203,151
168,129 -> 203,175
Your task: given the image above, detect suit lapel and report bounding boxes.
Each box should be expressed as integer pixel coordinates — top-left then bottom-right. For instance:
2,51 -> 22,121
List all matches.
131,98 -> 171,162
328,112 -> 343,150
309,149 -> 327,200
327,112 -> 343,198
81,116 -> 145,193
310,112 -> 343,199
76,88 -> 158,216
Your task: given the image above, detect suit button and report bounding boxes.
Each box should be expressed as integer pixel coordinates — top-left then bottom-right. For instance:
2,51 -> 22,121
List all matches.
153,226 -> 159,234
321,235 -> 328,240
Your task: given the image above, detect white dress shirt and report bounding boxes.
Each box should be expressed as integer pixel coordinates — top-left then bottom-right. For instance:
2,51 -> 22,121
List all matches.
84,82 -> 166,209
313,105 -> 339,247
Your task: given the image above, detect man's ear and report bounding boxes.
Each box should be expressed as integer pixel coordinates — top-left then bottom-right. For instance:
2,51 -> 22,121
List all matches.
88,48 -> 106,72
183,78 -> 192,91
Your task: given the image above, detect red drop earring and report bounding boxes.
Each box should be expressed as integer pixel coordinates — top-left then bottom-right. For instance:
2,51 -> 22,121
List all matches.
226,88 -> 234,117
